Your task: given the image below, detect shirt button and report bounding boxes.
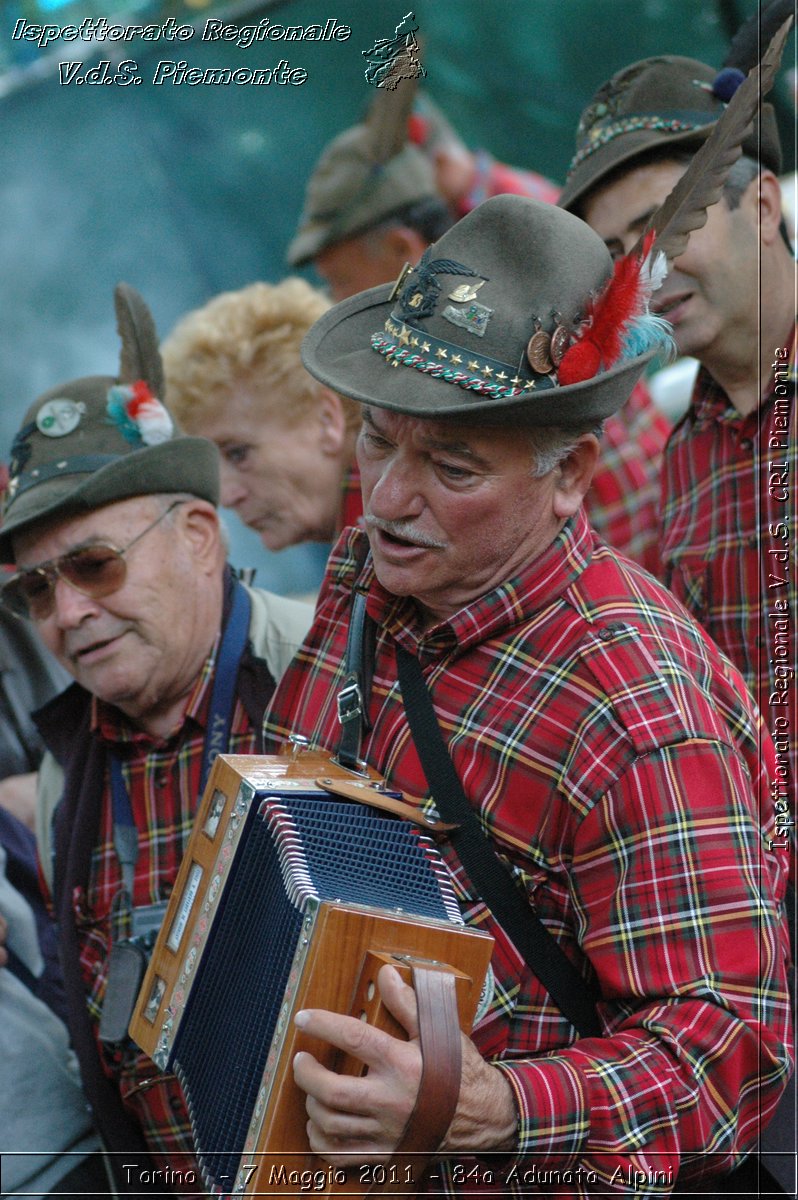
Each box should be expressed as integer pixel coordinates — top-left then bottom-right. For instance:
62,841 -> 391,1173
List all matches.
739,437 -> 753,451
599,628 -> 613,641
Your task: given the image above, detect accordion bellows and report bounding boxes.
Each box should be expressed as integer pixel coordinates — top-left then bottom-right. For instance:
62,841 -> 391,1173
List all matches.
130,753 -> 493,1198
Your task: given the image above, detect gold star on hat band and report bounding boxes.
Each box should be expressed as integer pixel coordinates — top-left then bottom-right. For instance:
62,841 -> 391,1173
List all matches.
378,316 -> 551,399
373,317 -> 549,400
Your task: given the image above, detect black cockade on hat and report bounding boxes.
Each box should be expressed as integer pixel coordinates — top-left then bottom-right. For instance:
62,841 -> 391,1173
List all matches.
396,249 -> 482,321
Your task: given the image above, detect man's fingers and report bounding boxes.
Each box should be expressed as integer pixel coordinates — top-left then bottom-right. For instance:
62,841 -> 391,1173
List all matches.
304,1091 -> 383,1142
292,969 -> 426,1164
293,1049 -> 372,1116
295,987 -> 411,1071
293,1050 -> 390,1164
376,963 -> 420,1039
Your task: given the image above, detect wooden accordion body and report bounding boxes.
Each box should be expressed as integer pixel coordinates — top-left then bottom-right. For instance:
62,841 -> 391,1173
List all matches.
129,753 -> 493,1197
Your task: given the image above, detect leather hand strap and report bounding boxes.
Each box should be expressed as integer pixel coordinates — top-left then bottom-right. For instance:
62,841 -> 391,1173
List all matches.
366,965 -> 461,1196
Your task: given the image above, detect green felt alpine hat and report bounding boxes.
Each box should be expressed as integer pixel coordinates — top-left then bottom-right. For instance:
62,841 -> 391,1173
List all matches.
287,67 -> 440,268
301,194 -> 658,428
286,124 -> 439,267
0,284 -> 219,563
559,55 -> 782,214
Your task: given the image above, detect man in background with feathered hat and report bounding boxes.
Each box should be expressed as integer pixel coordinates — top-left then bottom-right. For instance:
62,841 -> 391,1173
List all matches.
0,285 -> 312,1195
263,187 -> 791,1194
559,1 -> 797,830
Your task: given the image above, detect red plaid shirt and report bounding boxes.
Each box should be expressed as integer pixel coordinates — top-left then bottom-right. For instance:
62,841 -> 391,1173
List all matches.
336,384 -> 670,574
589,380 -> 670,577
660,336 -> 797,809
264,514 -> 791,1195
337,462 -> 366,534
73,636 -> 257,1191
456,151 -> 561,216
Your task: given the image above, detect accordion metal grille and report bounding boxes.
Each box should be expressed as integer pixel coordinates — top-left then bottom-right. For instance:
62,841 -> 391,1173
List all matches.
173,805 -> 301,1188
171,793 -> 459,1192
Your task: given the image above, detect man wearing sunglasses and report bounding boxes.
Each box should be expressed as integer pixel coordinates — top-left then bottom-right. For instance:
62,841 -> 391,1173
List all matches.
0,286 -> 313,1196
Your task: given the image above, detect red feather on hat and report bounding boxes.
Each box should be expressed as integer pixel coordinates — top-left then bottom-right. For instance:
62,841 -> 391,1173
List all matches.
558,239 -> 653,385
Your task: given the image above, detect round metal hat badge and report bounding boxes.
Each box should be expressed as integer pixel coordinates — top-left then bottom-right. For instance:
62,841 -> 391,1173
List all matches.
35,399 -> 86,438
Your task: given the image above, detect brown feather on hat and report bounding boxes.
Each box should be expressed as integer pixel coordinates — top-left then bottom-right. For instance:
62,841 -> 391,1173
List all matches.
286,69 -> 439,268
115,281 -> 164,399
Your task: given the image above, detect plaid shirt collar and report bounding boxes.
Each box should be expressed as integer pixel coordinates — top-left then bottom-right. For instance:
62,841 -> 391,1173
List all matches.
345,508 -> 593,664
691,320 -> 798,426
92,629 -> 221,751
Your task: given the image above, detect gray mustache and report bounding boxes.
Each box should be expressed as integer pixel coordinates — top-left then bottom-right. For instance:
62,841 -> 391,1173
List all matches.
365,516 -> 447,550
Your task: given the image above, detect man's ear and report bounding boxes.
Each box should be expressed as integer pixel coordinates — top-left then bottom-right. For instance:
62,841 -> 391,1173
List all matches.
754,170 -> 784,245
552,434 -> 600,521
317,388 -> 348,455
178,499 -> 223,572
381,225 -> 429,271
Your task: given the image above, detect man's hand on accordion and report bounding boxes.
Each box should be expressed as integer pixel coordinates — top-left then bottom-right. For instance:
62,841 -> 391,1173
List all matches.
292,962 -> 517,1165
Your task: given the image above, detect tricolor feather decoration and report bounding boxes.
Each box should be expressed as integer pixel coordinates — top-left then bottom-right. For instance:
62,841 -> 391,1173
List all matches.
558,14 -> 793,387
558,253 -> 637,384
558,232 -> 673,385
106,381 -> 174,447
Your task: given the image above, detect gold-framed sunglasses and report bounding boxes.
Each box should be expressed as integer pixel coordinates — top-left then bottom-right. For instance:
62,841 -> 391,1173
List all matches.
1,500 -> 185,621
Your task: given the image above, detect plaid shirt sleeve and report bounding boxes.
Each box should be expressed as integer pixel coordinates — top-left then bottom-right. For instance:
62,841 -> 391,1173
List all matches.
494,739 -> 789,1189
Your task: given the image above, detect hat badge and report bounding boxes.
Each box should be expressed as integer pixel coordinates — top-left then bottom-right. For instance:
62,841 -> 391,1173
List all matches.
396,249 -> 481,321
36,399 -> 86,438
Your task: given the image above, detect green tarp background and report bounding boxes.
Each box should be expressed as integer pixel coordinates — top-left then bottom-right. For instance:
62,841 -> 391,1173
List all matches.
0,0 -> 789,589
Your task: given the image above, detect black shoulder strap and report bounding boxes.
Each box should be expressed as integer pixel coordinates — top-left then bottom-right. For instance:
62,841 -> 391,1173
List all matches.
395,642 -> 602,1040
336,589 -> 374,770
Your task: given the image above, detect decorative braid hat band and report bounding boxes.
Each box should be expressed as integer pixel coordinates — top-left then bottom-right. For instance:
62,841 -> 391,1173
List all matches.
559,54 -> 782,213
301,195 -> 670,428
0,284 -> 219,563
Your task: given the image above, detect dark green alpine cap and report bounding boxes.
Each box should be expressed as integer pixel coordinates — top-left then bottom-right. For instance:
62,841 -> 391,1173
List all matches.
0,283 -> 219,563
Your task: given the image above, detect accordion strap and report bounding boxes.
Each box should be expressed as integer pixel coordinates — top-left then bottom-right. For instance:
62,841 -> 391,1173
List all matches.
367,964 -> 462,1196
395,642 -> 602,1040
336,590 -> 374,770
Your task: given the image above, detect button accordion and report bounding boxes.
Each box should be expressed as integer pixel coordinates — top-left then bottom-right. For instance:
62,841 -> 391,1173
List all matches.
129,752 -> 493,1197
